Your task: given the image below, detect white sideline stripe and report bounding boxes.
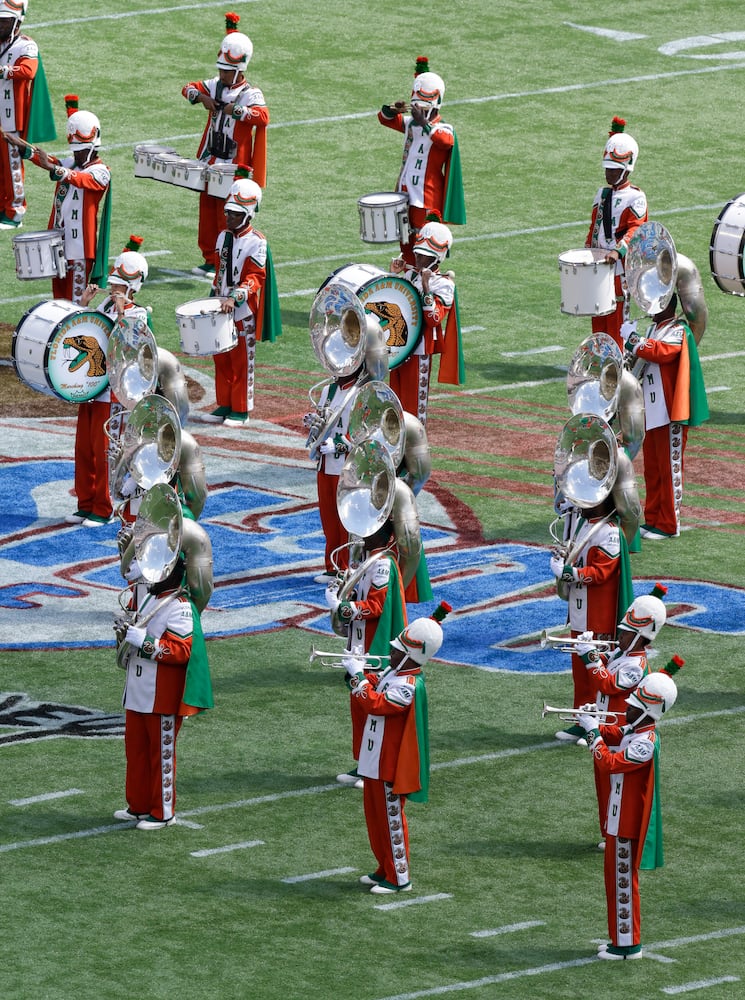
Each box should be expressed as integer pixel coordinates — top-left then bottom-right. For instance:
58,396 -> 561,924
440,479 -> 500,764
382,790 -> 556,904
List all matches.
564,23 -> 647,42
9,788 -> 84,806
282,866 -> 357,883
375,927 -> 745,1000
28,2 -> 260,28
2,709 -> 743,854
374,893 -> 452,912
471,920 -> 546,938
501,346 -> 564,357
190,839 -> 264,857
705,386 -> 731,393
662,976 -> 740,995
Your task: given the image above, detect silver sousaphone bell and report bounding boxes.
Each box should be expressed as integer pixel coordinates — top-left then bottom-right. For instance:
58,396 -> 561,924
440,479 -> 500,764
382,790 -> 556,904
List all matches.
347,380 -> 406,470
106,316 -> 158,410
554,412 -> 618,509
567,332 -> 623,422
111,393 -> 182,501
309,281 -> 367,378
337,438 -> 396,538
625,220 -> 678,315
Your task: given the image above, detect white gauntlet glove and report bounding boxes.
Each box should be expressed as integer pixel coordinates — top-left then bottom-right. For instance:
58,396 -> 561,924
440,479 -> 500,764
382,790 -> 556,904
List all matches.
124,625 -> 147,648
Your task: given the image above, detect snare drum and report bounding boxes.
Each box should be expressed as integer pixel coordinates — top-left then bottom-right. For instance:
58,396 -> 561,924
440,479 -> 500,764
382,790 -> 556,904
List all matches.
133,142 -> 177,179
175,298 -> 237,355
710,193 -> 745,295
558,248 -> 616,316
12,230 -> 67,280
357,192 -> 410,244
319,264 -> 423,369
151,154 -> 206,191
12,299 -> 113,402
205,162 -> 238,199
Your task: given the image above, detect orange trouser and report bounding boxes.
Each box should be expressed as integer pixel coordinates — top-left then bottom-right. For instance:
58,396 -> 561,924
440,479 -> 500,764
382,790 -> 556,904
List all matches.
124,711 -> 183,821
362,779 -> 411,887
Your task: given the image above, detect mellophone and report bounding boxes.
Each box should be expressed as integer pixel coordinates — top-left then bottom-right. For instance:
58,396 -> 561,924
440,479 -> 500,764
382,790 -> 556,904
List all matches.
132,143 -> 242,197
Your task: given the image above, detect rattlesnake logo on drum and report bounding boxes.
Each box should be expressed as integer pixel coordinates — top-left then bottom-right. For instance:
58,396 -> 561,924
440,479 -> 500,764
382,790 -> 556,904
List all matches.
62,335 -> 107,377
365,301 -> 408,348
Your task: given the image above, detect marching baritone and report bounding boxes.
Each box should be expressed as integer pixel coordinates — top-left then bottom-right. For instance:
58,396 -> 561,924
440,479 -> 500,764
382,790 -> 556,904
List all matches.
0,0 -> 55,229
114,555 -> 213,831
378,55 -> 465,263
8,93 -> 111,304
585,117 -> 647,350
549,495 -> 633,736
182,12 -> 269,276
623,292 -> 709,540
201,169 -> 281,427
344,607 -> 449,893
390,219 -> 463,425
574,661 -> 682,960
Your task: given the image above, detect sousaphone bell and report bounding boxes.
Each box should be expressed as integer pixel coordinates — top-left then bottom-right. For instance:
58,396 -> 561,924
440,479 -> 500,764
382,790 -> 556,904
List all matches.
106,316 -> 158,410
110,393 -> 182,501
347,380 -> 406,470
625,221 -> 678,315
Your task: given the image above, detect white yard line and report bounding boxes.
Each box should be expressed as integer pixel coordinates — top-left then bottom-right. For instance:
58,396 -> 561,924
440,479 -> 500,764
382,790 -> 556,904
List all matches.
8,788 -> 84,806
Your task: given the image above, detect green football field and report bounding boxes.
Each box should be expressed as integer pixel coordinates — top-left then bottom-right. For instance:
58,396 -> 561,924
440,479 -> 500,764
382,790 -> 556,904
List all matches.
1,2 -> 745,998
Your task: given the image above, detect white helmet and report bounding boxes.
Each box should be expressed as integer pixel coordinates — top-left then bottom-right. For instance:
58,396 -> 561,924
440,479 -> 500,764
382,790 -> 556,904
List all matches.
411,71 -> 445,113
602,131 -> 638,173
618,595 -> 666,642
414,221 -> 453,264
109,250 -> 148,294
390,617 -> 443,665
67,110 -> 101,150
216,31 -> 253,73
224,177 -> 262,223
626,672 -> 678,722
0,0 -> 27,35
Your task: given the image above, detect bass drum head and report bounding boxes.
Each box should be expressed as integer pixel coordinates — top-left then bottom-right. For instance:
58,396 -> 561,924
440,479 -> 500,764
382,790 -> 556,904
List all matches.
319,264 -> 424,370
12,300 -> 113,402
710,194 -> 745,295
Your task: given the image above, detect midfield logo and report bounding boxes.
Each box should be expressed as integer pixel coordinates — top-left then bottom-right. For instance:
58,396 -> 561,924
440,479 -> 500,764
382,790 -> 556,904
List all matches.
0,693 -> 124,747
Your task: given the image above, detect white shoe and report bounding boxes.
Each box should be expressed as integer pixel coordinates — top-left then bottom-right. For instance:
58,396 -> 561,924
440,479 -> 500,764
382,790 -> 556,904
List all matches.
597,839 -> 606,851
200,411 -> 226,424
359,874 -> 384,886
191,263 -> 215,278
370,881 -> 412,895
65,510 -> 90,524
336,771 -> 363,788
598,946 -> 642,960
314,572 -> 337,584
639,525 -> 678,540
82,515 -> 112,527
136,815 -> 173,831
223,415 -> 249,427
113,808 -> 148,821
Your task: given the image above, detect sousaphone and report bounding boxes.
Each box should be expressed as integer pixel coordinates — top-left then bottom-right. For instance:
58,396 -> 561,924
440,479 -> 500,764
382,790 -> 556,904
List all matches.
110,393 -> 182,501
347,380 -> 406,470
625,221 -> 678,315
106,316 -> 158,410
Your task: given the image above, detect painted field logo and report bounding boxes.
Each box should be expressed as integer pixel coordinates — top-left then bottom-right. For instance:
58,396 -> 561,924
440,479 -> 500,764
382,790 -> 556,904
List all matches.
0,693 -> 124,747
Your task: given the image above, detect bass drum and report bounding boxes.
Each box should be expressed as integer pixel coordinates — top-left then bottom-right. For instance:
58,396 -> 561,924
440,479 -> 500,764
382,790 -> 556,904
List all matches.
12,299 -> 113,402
710,194 -> 745,295
318,263 -> 423,369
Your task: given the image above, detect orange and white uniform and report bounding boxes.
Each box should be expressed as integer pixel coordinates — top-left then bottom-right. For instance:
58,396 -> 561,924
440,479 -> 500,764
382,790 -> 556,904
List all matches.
30,151 -> 111,303
585,181 -> 647,349
389,265 -> 455,424
563,509 -> 622,706
121,589 -> 193,823
343,552 -> 407,659
378,109 -> 454,260
311,377 -> 358,573
587,721 -> 658,950
183,76 -> 269,263
0,30 -> 37,222
211,221 -> 267,415
352,662 -> 426,888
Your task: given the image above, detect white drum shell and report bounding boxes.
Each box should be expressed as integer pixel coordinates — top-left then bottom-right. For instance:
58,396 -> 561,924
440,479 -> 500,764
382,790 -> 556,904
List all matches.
133,143 -> 178,179
357,192 -> 410,244
12,230 -> 67,280
559,248 -> 616,316
12,299 -> 112,402
151,154 -> 206,191
205,163 -> 238,199
176,298 -> 237,356
710,194 -> 745,295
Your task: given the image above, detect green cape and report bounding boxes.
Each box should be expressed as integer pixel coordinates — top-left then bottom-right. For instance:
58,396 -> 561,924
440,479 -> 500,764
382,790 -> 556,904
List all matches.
26,54 -> 56,144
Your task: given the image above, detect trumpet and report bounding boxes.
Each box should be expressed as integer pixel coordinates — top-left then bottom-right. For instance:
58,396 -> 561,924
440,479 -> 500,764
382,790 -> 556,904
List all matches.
539,629 -> 618,653
308,644 -> 389,669
541,703 -> 619,724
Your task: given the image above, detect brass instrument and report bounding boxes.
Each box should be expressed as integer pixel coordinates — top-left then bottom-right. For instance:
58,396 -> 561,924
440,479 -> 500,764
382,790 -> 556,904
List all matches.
308,644 -> 389,669
539,628 -> 618,653
541,703 -> 619,724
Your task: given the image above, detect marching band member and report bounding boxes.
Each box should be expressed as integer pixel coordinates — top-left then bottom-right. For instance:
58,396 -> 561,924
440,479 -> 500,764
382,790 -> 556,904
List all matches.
0,0 -> 55,229
623,293 -> 709,540
575,662 -> 681,959
378,56 -> 465,263
304,367 -> 361,582
549,495 -> 633,738
201,169 -> 281,427
8,93 -> 111,304
114,555 -> 213,831
585,117 -> 648,350
390,219 -> 463,424
62,237 -> 150,527
182,12 -> 269,276
327,518 -> 408,787
344,607 -> 448,893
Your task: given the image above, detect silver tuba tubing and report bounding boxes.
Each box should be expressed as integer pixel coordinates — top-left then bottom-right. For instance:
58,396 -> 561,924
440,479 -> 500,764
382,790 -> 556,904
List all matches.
178,430 -> 208,520
391,479 -> 422,588
611,449 -> 641,544
400,412 -> 431,495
